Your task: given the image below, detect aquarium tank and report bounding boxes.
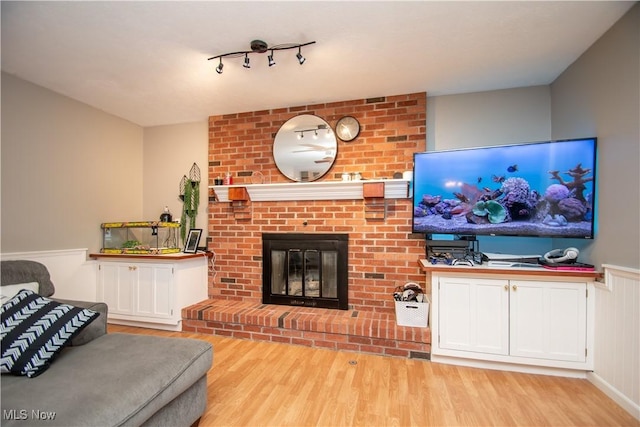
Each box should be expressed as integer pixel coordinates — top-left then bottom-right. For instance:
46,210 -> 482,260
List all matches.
412,138 -> 597,239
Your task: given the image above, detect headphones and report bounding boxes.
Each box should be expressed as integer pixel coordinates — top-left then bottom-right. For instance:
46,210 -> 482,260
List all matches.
543,247 -> 579,264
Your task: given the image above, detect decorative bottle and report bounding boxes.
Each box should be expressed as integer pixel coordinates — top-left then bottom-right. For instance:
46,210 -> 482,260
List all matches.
223,172 -> 233,185
160,206 -> 172,222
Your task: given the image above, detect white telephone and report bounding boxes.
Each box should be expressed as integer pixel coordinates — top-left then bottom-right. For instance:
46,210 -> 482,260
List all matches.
543,247 -> 579,264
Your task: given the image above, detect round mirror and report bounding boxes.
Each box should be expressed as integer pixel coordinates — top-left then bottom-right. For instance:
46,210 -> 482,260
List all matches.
273,114 -> 337,182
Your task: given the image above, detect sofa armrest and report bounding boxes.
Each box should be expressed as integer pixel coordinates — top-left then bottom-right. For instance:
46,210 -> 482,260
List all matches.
54,299 -> 108,346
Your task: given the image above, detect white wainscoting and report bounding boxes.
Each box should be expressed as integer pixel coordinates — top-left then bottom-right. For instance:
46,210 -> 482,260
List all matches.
588,264 -> 640,420
1,248 -> 97,302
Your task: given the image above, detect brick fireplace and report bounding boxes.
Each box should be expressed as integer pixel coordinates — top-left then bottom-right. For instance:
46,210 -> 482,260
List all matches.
182,92 -> 432,358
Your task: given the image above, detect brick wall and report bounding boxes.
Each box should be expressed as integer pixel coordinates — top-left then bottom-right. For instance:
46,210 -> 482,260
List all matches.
207,92 -> 427,315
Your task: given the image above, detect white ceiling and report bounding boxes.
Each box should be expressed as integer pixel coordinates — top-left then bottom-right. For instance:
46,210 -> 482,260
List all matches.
1,1 -> 634,127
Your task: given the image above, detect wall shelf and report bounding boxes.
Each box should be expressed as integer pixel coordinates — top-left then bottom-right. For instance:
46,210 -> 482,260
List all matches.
363,182 -> 387,220
227,186 -> 251,219
210,179 -> 410,203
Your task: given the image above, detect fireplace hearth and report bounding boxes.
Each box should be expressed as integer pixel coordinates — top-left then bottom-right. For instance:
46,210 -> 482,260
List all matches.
262,233 -> 348,310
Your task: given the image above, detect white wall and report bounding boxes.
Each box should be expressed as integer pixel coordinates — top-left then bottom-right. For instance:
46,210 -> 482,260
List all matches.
550,3 -> 639,270
142,122 -> 209,246
549,4 -> 639,419
1,73 -> 144,254
1,74 -> 211,254
427,86 -> 551,151
426,85 -> 555,256
1,249 -> 97,302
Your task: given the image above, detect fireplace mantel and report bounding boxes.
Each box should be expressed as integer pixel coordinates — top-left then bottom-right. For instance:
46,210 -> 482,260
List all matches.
211,179 -> 410,202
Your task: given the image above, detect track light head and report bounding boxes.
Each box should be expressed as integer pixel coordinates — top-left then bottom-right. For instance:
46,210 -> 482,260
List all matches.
317,124 -> 332,138
243,54 -> 250,69
296,48 -> 305,65
216,60 -> 224,74
268,51 -> 276,67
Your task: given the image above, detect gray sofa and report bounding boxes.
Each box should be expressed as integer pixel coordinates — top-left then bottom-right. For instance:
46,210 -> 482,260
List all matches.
1,260 -> 213,427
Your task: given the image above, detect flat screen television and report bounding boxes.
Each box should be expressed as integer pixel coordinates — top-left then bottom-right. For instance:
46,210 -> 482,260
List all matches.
412,138 -> 597,238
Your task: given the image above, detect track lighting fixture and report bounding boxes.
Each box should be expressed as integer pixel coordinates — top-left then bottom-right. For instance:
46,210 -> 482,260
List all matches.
295,124 -> 331,139
296,47 -> 305,65
208,40 -> 315,73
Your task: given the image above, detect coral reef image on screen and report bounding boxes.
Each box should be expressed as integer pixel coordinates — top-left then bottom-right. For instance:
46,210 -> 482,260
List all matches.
412,138 -> 597,238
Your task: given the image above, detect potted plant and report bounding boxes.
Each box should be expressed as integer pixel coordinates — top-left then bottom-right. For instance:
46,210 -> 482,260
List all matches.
179,163 -> 201,244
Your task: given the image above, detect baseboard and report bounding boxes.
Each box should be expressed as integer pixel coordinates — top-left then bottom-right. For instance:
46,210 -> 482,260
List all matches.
431,354 -> 588,379
587,371 -> 640,421
107,318 -> 182,332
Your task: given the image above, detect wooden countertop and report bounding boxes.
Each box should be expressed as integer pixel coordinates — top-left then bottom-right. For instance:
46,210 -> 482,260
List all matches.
418,259 -> 603,280
90,252 -> 210,261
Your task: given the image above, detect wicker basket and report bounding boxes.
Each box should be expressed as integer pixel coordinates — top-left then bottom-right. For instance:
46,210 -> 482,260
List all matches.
394,298 -> 429,327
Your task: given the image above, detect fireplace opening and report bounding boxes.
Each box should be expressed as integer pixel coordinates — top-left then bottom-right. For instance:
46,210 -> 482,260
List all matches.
262,233 -> 348,310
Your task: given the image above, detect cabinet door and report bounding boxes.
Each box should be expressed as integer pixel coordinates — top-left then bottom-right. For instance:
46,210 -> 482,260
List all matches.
510,280 -> 587,362
98,263 -> 134,315
135,264 -> 174,319
439,277 -> 509,355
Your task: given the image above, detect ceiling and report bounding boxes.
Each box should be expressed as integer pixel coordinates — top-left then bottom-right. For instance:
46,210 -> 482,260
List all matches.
1,1 -> 634,127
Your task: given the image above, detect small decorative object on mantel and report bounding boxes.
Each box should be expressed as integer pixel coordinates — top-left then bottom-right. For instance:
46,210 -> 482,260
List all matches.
251,171 -> 267,184
223,172 -> 232,185
178,163 -> 201,244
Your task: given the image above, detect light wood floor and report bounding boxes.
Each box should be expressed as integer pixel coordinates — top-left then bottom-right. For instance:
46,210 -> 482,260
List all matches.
108,325 -> 638,427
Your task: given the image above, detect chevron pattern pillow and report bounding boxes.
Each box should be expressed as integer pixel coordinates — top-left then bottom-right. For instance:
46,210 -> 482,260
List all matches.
1,289 -> 99,378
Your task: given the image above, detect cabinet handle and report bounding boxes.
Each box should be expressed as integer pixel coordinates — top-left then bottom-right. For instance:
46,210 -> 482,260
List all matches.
512,284 -> 517,291
129,266 -> 137,271
504,284 -> 509,291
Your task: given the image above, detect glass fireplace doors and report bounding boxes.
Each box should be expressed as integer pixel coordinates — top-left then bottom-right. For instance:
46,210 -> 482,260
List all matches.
262,234 -> 348,310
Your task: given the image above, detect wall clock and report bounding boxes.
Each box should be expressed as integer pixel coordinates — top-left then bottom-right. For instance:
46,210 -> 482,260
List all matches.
335,116 -> 360,142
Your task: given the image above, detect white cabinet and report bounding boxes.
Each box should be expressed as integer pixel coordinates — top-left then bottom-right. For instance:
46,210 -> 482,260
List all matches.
509,280 -> 587,362
426,262 -> 597,376
439,277 -> 509,355
95,254 -> 208,331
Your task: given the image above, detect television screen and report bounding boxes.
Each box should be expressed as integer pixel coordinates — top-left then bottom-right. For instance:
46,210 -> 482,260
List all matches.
412,138 -> 597,238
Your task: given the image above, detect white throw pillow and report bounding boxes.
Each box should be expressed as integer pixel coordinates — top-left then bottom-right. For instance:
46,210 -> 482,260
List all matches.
0,282 -> 40,302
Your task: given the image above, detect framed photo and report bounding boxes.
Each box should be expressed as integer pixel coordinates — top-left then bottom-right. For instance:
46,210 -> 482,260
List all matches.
183,229 -> 202,253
